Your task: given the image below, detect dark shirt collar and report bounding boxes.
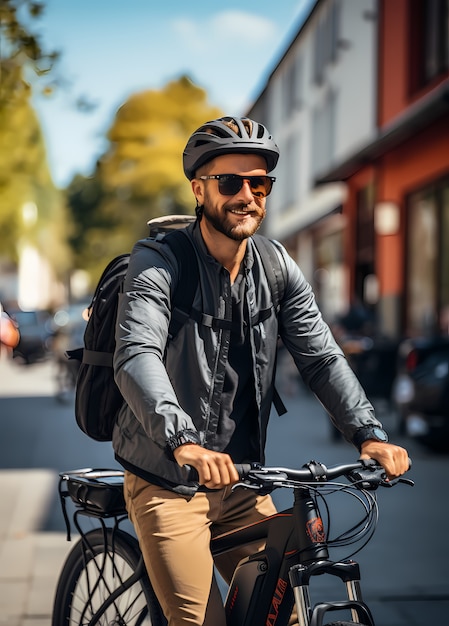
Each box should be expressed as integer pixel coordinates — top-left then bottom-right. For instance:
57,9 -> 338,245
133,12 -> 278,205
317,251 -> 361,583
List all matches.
189,219 -> 255,273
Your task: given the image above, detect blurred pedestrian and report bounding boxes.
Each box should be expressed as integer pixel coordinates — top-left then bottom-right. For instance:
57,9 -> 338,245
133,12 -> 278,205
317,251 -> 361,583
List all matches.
0,303 -> 20,357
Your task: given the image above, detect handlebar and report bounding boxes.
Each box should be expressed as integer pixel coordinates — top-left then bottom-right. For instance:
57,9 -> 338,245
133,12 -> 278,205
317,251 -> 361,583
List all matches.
231,458 -> 414,493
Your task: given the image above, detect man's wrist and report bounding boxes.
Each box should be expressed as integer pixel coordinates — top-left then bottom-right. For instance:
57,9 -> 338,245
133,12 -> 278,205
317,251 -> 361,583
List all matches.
167,429 -> 201,452
353,426 -> 389,452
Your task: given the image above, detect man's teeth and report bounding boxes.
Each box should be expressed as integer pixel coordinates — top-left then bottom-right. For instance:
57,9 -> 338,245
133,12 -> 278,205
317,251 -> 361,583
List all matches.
231,209 -> 250,215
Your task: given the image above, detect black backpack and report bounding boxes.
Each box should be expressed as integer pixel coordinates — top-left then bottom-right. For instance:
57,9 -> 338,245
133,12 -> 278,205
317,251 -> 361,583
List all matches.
68,227 -> 286,442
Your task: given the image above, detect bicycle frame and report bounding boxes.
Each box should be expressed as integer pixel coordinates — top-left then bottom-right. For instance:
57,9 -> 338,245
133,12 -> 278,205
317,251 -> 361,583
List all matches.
212,484 -> 375,626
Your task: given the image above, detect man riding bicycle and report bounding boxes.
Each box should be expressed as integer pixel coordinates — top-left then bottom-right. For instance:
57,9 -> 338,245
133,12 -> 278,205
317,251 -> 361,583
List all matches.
112,116 -> 409,625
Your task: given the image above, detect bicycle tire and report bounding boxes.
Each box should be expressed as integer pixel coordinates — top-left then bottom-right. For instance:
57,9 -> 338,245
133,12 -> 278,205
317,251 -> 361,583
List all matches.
52,528 -> 166,626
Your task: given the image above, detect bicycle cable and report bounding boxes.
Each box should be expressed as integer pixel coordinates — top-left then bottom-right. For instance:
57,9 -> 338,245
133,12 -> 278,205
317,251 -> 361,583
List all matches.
296,481 -> 380,560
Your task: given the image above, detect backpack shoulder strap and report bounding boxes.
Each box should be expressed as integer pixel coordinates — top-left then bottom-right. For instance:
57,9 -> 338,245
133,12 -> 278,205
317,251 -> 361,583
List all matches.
163,229 -> 199,339
252,234 -> 288,417
252,234 -> 286,312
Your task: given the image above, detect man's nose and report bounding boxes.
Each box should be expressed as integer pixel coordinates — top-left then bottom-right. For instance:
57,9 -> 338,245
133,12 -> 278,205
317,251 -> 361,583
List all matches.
235,178 -> 255,202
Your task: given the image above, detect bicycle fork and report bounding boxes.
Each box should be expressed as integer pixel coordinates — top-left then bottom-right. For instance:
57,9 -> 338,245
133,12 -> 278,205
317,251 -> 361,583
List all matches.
289,487 -> 375,626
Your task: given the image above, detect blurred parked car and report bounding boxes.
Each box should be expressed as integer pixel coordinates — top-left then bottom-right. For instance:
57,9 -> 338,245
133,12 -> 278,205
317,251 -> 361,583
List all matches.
392,337 -> 449,452
10,309 -> 53,365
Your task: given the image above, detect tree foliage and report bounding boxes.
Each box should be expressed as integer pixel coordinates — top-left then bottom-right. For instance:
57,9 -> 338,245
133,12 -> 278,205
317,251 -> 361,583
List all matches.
65,172 -> 108,274
68,76 -> 222,283
0,83 -> 72,274
0,0 -> 71,277
0,0 -> 60,108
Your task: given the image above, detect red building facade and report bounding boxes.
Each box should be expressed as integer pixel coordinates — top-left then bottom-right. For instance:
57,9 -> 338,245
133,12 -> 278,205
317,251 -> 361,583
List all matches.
320,0 -> 449,339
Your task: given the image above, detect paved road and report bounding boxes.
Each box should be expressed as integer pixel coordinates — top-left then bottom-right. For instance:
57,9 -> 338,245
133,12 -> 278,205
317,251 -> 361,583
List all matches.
0,356 -> 448,625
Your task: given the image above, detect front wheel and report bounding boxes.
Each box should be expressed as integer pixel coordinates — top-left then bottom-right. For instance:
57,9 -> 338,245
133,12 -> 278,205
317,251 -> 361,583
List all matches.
52,528 -> 166,625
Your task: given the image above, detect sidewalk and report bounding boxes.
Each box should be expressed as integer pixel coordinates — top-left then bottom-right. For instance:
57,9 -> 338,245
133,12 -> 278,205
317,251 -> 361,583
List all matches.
0,357 -> 71,625
0,470 -> 71,626
0,354 -> 56,398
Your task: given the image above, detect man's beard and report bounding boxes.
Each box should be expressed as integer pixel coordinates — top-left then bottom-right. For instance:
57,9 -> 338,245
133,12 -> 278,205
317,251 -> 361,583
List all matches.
201,198 -> 266,241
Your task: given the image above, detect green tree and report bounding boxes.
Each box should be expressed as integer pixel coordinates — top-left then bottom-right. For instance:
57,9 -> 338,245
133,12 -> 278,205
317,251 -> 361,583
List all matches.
0,1 -> 71,278
0,68 -> 71,275
100,76 -> 222,236
65,172 -> 108,274
71,75 -> 222,283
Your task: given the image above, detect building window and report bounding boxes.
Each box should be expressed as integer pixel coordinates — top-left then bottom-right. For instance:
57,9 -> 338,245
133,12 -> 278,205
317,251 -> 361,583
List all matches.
311,89 -> 337,177
406,177 -> 449,335
278,133 -> 300,211
410,0 -> 449,92
285,134 -> 299,208
313,0 -> 341,85
283,56 -> 303,119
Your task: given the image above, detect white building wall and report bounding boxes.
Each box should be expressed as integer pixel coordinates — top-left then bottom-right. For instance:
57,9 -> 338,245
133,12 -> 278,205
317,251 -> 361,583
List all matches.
251,0 -> 377,242
332,0 -> 378,161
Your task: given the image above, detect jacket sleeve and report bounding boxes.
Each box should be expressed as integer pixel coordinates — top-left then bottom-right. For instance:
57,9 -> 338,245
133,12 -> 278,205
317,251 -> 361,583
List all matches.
113,240 -> 201,450
276,245 -> 382,443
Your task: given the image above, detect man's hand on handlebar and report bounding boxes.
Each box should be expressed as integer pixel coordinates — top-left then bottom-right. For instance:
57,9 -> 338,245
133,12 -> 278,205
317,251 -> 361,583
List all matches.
359,441 -> 409,480
174,444 -> 240,488
173,440 -> 410,487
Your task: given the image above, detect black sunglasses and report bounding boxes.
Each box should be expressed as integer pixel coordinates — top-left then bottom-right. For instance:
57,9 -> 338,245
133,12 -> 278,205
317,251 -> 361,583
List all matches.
199,174 -> 276,197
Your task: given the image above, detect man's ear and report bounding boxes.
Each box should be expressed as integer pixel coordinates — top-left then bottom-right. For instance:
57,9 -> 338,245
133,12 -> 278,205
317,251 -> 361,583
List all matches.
191,178 -> 204,205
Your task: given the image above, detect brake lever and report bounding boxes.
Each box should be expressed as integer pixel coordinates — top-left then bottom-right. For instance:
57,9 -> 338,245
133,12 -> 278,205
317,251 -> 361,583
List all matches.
232,481 -> 260,492
348,467 -> 385,490
382,477 -> 415,488
232,469 -> 288,495
232,480 -> 275,495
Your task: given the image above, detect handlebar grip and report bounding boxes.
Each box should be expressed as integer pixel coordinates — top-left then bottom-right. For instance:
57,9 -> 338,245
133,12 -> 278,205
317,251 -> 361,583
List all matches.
360,457 -> 413,472
234,463 -> 253,478
186,463 -> 254,483
186,465 -> 199,482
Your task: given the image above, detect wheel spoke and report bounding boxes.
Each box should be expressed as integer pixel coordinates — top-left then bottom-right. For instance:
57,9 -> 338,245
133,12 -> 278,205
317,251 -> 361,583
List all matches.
52,529 -> 163,626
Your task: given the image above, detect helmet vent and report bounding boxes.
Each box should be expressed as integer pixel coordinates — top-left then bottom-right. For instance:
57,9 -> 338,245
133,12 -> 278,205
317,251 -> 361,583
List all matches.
193,139 -> 210,147
213,127 -> 233,139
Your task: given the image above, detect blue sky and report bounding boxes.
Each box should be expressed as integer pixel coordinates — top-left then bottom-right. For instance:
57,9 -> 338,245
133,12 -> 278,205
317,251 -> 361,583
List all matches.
30,0 -> 315,187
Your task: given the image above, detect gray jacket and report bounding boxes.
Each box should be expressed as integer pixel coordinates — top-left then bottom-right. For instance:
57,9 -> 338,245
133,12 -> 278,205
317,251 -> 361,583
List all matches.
113,221 -> 379,493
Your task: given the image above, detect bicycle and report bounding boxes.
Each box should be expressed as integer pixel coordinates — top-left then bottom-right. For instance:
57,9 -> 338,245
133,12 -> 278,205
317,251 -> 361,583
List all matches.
52,459 -> 413,626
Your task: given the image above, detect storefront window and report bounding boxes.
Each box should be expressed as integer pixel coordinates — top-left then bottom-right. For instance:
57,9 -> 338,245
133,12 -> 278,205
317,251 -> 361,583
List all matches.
314,229 -> 345,323
440,185 -> 449,333
409,0 -> 449,91
406,180 -> 449,336
355,184 -> 375,307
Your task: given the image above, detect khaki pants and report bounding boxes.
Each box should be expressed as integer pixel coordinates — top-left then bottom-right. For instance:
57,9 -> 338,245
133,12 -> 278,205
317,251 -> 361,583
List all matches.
124,471 -> 278,625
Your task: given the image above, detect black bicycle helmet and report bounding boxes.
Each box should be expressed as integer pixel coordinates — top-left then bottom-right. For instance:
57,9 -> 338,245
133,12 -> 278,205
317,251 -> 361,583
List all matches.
183,116 -> 280,180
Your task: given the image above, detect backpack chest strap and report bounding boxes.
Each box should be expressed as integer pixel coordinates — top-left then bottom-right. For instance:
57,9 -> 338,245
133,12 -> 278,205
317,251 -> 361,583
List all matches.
82,349 -> 114,367
171,305 -> 274,334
